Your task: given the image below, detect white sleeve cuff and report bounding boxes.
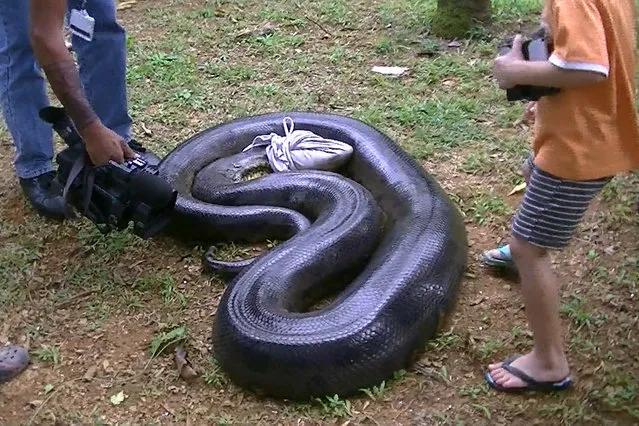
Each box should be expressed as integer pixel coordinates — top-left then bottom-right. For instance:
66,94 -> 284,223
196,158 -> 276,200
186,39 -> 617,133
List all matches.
549,53 -> 609,77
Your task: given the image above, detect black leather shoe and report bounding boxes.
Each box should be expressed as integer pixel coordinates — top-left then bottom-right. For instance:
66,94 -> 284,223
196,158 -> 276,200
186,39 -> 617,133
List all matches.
19,171 -> 70,221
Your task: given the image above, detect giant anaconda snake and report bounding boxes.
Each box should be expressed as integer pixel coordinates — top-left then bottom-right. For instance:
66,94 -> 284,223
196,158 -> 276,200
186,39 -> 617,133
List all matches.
157,112 -> 468,400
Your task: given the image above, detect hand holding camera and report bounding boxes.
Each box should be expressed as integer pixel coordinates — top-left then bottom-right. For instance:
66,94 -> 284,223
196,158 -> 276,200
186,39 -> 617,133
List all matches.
80,120 -> 137,166
494,35 -> 526,89
495,30 -> 561,101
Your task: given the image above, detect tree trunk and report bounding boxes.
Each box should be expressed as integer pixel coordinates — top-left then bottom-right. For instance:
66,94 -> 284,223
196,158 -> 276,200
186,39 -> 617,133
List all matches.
431,0 -> 492,38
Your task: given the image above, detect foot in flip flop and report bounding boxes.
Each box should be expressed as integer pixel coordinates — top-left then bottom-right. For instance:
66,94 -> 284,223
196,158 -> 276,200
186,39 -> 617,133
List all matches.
485,353 -> 572,393
480,244 -> 516,269
0,345 -> 29,384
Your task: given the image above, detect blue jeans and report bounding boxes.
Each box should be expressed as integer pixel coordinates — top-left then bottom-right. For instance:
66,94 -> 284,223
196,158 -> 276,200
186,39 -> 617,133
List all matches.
0,0 -> 132,179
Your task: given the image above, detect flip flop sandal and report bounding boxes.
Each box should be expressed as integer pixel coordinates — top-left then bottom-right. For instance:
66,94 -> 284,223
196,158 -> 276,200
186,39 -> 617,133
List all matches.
484,355 -> 573,393
0,345 -> 29,384
480,244 -> 516,269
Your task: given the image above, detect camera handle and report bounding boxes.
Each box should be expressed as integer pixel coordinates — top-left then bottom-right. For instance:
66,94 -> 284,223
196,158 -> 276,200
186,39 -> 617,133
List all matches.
60,152 -> 116,234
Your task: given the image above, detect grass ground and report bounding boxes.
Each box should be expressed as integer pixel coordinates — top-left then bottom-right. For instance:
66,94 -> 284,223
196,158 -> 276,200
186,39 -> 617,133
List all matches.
1,0 -> 638,424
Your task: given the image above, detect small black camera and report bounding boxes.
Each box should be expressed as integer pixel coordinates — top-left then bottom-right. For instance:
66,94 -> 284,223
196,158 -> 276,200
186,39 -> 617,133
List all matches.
39,106 -> 177,239
497,31 -> 561,102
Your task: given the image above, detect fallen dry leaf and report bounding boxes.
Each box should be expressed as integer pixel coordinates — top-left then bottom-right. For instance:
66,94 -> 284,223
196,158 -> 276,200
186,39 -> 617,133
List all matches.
28,400 -> 43,408
469,296 -> 486,307
110,390 -> 127,406
141,122 -> 152,136
442,78 -> 457,87
0,323 -> 9,339
604,245 -> 618,255
162,403 -> 176,416
117,0 -> 137,10
508,181 -> 527,196
84,365 -> 98,382
212,8 -> 227,17
174,346 -> 198,381
234,22 -> 277,39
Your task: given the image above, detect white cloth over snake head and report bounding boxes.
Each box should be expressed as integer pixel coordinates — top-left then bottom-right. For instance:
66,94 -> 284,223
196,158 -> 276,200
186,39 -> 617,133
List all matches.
243,117 -> 354,172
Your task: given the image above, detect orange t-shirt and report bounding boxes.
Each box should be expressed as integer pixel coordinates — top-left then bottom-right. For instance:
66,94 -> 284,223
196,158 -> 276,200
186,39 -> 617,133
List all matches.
532,0 -> 639,181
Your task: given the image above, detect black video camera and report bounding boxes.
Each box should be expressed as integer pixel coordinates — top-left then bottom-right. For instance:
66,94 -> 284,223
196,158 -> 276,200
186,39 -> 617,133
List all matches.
497,29 -> 561,102
39,106 -> 177,239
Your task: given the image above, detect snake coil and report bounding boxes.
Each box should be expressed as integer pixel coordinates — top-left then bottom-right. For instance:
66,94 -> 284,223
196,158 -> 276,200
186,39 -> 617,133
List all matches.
158,112 -> 468,400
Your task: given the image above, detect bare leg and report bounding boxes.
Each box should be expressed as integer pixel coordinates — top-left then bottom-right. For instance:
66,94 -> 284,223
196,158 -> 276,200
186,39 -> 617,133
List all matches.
487,235 -> 570,388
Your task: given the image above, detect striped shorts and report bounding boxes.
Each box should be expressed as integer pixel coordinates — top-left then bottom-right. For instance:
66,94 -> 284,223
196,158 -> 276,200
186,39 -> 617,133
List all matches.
512,156 -> 611,249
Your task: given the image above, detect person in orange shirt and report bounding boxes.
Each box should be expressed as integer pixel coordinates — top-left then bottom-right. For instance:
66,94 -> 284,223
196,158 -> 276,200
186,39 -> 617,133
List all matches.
481,0 -> 638,392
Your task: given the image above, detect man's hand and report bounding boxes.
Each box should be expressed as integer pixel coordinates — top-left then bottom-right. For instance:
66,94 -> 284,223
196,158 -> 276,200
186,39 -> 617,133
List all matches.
80,122 -> 136,166
493,34 -> 526,89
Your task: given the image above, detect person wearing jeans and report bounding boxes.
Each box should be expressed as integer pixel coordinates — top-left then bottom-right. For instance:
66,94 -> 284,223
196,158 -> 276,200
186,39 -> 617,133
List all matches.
0,0 -> 134,221
0,0 -> 135,382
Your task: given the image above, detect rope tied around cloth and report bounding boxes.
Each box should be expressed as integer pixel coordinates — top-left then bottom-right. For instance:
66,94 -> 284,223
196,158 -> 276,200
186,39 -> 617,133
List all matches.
243,117 -> 353,172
